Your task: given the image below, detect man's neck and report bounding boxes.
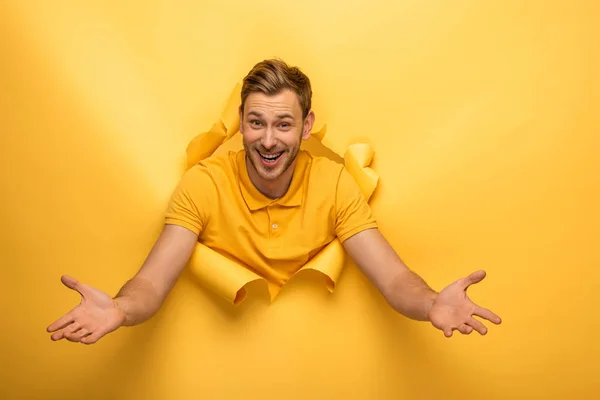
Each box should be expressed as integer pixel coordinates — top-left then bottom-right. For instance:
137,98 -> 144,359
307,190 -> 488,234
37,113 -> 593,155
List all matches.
245,156 -> 296,199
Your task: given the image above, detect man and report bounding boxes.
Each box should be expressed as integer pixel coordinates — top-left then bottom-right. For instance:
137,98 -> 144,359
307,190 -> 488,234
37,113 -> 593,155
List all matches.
47,59 -> 501,345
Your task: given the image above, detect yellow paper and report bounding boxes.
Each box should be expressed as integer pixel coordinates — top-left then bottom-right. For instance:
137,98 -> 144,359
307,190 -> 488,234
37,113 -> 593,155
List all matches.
185,125 -> 227,169
188,243 -> 264,305
344,143 -> 379,201
297,238 -> 345,292
220,83 -> 242,140
185,84 -> 242,169
311,124 -> 327,142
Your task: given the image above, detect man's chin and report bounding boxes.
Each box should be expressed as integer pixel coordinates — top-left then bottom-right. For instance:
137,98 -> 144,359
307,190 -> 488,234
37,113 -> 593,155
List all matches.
256,165 -> 284,181
249,156 -> 279,178
248,148 -> 299,180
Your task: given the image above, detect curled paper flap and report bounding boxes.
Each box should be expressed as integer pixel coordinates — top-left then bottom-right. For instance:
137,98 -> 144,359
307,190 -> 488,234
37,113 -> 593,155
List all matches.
311,124 -> 327,142
297,238 -> 345,292
185,127 -> 227,170
189,239 -> 346,305
185,84 -> 242,169
220,83 -> 242,139
188,242 -> 264,305
183,84 -> 380,305
344,143 -> 379,201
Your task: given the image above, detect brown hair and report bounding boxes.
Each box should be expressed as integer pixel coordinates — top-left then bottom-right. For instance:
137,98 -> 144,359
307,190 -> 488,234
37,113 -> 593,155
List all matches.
241,59 -> 312,119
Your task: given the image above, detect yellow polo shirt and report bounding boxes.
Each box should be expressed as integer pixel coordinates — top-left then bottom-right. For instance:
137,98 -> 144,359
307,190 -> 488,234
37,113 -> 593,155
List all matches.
165,149 -> 378,287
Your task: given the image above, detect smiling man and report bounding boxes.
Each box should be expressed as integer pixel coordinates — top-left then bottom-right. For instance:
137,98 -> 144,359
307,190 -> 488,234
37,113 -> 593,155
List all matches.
47,59 -> 501,345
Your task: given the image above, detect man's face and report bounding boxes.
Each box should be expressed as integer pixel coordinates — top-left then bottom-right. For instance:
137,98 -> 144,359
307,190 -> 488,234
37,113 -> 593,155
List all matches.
240,89 -> 313,182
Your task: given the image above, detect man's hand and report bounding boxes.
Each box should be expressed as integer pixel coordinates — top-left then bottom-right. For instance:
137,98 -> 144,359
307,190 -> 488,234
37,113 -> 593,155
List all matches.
428,270 -> 502,337
46,224 -> 199,345
47,275 -> 125,344
343,229 -> 502,335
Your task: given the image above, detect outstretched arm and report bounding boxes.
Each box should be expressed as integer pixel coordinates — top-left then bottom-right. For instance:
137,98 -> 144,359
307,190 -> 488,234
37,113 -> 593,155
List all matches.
342,228 -> 501,336
47,224 -> 198,344
114,224 -> 198,326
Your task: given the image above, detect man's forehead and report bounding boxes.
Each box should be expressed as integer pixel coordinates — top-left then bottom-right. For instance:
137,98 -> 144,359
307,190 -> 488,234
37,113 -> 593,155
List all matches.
244,89 -> 301,116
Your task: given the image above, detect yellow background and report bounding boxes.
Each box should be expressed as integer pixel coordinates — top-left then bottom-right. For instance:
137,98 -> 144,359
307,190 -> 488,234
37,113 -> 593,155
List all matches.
1,0 -> 598,399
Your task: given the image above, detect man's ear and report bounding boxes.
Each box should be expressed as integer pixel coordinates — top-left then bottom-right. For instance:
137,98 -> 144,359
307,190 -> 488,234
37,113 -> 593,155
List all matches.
302,110 -> 315,140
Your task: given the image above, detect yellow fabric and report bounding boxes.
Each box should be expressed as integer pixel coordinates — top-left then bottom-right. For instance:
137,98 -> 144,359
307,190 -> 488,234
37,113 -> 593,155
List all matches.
165,148 -> 378,301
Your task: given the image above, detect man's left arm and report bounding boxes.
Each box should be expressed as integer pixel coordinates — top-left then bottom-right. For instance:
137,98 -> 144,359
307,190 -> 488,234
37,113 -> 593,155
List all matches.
343,228 -> 502,337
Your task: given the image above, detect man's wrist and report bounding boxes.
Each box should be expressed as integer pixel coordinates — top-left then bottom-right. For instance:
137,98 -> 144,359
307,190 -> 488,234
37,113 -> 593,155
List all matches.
425,291 -> 438,321
112,297 -> 130,326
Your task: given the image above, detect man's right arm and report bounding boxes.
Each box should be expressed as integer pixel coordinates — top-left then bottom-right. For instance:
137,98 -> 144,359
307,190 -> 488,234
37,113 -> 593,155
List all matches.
47,224 -> 198,344
48,164 -> 213,344
113,224 -> 198,326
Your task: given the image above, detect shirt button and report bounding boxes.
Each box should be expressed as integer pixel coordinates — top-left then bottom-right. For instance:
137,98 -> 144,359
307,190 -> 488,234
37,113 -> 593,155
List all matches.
272,223 -> 278,230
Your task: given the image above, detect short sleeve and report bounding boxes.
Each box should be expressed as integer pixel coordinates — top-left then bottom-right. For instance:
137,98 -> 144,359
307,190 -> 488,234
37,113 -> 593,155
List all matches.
334,167 -> 378,242
164,164 -> 217,236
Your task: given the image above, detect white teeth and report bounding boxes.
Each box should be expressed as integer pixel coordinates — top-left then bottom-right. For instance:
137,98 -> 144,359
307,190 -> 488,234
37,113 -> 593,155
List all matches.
259,152 -> 282,161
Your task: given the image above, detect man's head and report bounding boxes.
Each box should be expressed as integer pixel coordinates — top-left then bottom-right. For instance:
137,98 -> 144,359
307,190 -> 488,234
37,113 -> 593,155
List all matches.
239,59 -> 315,186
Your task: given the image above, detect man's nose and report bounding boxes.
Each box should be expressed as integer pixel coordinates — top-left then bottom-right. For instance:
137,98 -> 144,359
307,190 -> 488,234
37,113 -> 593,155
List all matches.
261,128 -> 277,149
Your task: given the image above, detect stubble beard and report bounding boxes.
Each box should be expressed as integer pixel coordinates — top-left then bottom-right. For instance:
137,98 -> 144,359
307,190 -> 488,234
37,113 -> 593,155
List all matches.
244,142 -> 300,181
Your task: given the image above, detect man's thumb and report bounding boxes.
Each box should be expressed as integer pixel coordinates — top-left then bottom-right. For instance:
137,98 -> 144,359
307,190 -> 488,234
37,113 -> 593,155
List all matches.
61,275 -> 83,293
463,270 -> 486,289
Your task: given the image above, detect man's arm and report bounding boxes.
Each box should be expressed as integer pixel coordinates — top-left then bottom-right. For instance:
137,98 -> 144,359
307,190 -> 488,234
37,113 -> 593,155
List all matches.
342,228 -> 502,336
342,228 -> 437,320
47,224 -> 198,343
114,224 -> 199,326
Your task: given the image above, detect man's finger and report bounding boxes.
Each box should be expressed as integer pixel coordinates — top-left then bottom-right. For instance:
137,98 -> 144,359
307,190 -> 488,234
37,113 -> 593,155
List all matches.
51,321 -> 81,341
65,335 -> 82,342
47,311 -> 76,333
50,322 -> 81,340
51,329 -> 69,341
61,275 -> 97,299
467,317 -> 488,335
458,324 -> 473,335
444,328 -> 453,338
461,270 -> 486,290
81,331 -> 103,345
65,327 -> 90,342
474,306 -> 502,324
69,328 -> 90,342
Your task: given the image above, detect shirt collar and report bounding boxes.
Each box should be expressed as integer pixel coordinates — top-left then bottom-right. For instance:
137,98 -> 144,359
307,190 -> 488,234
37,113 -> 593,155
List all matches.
237,150 -> 309,211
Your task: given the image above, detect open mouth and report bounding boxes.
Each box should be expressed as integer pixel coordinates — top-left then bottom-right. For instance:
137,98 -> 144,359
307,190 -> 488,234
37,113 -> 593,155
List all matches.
258,151 -> 283,164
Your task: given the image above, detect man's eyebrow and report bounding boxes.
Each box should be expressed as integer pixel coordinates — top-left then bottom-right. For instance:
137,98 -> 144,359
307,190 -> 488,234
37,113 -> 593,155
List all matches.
276,113 -> 294,119
247,110 -> 263,118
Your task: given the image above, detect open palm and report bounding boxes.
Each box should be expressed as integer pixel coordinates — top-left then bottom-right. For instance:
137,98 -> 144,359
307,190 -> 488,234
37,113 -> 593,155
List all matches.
46,276 -> 125,344
428,270 -> 501,337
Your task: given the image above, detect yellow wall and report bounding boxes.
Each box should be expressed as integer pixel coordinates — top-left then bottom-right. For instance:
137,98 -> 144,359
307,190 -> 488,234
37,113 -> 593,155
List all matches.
1,0 -> 598,399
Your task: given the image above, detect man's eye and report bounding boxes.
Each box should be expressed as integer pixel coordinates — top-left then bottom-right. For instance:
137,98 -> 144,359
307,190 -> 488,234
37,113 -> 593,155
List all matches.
280,123 -> 289,128
250,120 -> 262,126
